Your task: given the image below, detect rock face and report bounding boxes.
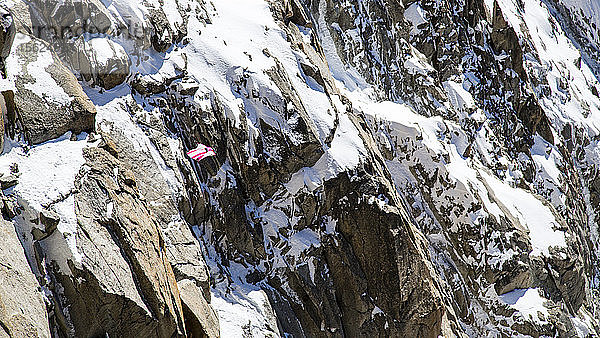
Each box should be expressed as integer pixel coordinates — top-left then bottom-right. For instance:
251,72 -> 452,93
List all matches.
8,34 -> 96,144
28,0 -> 112,38
60,145 -> 186,337
0,219 -> 50,338
0,0 -> 600,337
320,168 -> 445,337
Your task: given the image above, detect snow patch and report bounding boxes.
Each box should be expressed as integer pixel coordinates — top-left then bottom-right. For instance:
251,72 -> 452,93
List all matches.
479,170 -> 566,256
499,288 -> 550,324
404,3 -> 427,35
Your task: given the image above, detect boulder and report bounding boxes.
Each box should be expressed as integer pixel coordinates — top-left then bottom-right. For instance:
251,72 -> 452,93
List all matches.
131,74 -> 166,95
32,208 -> 60,240
71,37 -> 131,90
8,34 -> 96,144
0,219 -> 51,338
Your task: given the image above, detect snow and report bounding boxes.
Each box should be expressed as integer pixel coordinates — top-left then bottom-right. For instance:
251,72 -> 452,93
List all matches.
558,0 -> 600,46
499,288 -> 549,324
483,0 -> 496,20
479,170 -> 566,256
493,0 -> 525,35
170,0 -> 369,187
202,239 -> 281,337
6,34 -> 72,106
287,229 -> 320,257
404,3 -> 427,35
318,114 -> 366,177
404,50 -> 436,76
494,0 -> 600,140
165,3 -> 381,330
357,99 -> 446,155
0,132 -> 95,272
103,0 -> 149,36
89,38 -> 116,66
443,80 -> 476,111
531,136 -> 562,186
88,38 -> 128,68
314,0 -> 368,91
572,316 -> 591,337
211,287 -> 280,337
0,134 -> 89,216
371,306 -> 384,317
3,0 -> 591,333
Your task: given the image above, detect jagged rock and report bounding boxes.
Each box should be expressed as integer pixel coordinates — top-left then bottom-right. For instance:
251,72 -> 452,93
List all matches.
148,8 -> 174,53
31,209 -> 59,241
71,37 -> 131,90
0,90 -> 16,141
489,1 -> 527,80
0,0 -> 599,337
90,118 -> 218,335
39,209 -> 59,228
280,0 -> 311,27
0,8 -> 14,149
8,34 -> 96,144
7,2 -> 32,34
0,174 -> 17,190
1,193 -> 16,219
0,7 -> 15,74
131,74 -> 166,95
178,279 -> 220,338
0,219 -> 51,338
516,95 -> 555,145
323,160 -> 444,336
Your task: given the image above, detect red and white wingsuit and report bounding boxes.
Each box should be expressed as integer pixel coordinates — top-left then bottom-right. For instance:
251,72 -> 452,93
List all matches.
186,144 -> 216,161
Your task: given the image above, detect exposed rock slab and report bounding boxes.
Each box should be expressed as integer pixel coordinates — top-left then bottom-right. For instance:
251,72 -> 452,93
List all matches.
0,219 -> 50,338
55,145 -> 186,337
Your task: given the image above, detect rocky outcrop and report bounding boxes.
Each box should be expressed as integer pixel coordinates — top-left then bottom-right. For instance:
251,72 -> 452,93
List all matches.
94,113 -> 219,336
50,144 -> 186,337
489,1 -> 527,80
71,37 -> 131,89
148,8 -> 174,53
322,168 -> 445,337
0,6 -> 15,76
178,279 -> 220,338
306,0 -> 410,99
0,219 -> 50,338
28,0 -> 112,38
9,34 -> 96,144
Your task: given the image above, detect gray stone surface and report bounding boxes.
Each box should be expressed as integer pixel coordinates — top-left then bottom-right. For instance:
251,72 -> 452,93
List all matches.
70,37 -> 131,90
11,35 -> 96,144
0,219 -> 50,338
